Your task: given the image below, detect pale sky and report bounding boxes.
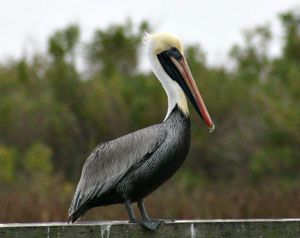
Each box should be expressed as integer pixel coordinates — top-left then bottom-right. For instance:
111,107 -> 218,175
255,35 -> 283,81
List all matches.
0,0 -> 299,67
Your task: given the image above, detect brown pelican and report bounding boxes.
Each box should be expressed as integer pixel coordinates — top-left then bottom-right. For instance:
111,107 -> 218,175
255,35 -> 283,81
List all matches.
68,32 -> 214,230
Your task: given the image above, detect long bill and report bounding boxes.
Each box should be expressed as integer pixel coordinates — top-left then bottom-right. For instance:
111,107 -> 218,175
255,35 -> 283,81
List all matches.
170,57 -> 215,132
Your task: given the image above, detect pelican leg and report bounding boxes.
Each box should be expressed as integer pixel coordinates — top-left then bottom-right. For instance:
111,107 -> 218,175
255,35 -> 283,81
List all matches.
124,200 -> 137,223
137,199 -> 164,231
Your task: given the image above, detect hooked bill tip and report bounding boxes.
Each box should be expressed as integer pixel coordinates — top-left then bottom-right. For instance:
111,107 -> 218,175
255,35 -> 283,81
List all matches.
209,124 -> 215,133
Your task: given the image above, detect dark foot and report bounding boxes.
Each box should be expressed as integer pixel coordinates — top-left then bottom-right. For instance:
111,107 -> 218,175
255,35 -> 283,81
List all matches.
128,218 -> 138,224
139,219 -> 164,231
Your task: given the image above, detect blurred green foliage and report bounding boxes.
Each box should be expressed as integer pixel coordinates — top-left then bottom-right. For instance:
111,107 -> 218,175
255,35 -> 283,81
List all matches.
0,146 -> 17,183
0,10 -> 300,222
24,142 -> 53,177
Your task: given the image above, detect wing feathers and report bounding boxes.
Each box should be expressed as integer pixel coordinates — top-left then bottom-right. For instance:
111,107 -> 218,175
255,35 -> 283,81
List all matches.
69,124 -> 167,220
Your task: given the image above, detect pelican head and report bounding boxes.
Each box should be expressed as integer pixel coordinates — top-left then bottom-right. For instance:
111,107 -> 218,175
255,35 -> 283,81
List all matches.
145,32 -> 214,132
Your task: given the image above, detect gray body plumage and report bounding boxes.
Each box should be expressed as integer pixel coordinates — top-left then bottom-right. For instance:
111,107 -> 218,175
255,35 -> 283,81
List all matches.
69,106 -> 190,222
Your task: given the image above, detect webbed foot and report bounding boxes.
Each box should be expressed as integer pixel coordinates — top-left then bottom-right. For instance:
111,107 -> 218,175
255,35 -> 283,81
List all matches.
139,219 -> 164,231
128,218 -> 138,224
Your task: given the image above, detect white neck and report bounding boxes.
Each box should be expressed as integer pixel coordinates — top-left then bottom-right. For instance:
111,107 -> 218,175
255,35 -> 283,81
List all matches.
148,52 -> 189,121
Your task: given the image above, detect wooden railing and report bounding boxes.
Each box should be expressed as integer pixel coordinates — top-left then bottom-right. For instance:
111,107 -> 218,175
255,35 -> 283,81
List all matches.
1,219 -> 300,237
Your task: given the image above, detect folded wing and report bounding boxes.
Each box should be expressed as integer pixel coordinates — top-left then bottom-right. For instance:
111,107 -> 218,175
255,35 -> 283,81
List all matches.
68,124 -> 167,221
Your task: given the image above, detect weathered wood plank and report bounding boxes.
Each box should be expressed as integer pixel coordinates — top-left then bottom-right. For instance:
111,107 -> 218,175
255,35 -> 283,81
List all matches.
1,219 -> 300,238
